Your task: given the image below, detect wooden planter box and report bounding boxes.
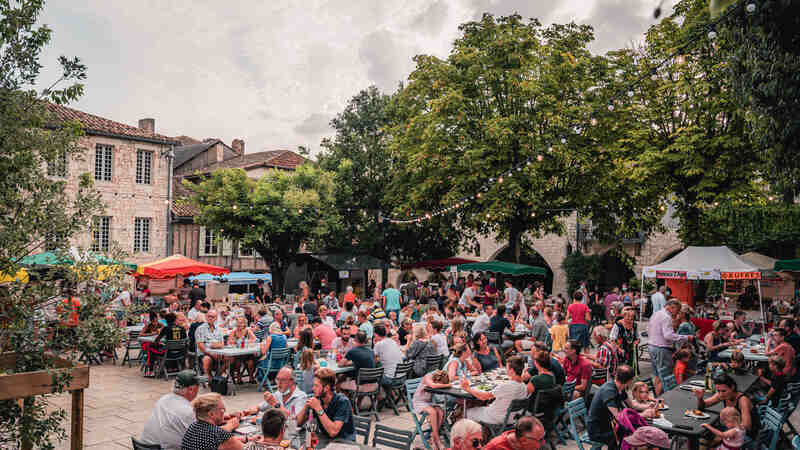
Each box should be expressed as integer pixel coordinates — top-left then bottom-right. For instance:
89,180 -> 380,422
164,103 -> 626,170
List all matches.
0,353 -> 89,450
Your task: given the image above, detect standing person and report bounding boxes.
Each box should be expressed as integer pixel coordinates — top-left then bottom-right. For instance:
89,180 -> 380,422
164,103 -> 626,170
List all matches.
567,292 -> 591,349
651,286 -> 667,314
550,312 -> 570,353
140,370 -> 201,450
188,281 -> 206,311
111,287 -> 131,327
503,280 -> 520,309
253,279 -> 266,304
610,308 -> 639,367
484,276 -> 499,307
587,365 -> 636,450
180,393 -> 243,450
603,288 -> 620,323
647,299 -> 693,395
459,280 -> 482,311
382,283 -> 402,319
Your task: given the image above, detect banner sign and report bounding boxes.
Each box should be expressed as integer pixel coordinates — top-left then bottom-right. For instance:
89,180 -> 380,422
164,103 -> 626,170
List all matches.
720,271 -> 761,280
338,270 -> 350,279
655,270 -> 687,279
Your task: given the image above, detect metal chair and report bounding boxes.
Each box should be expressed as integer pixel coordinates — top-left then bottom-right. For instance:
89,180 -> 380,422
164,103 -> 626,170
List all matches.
533,386 -> 565,444
122,331 -> 142,367
353,415 -> 371,445
131,437 -> 162,449
382,361 -> 414,415
661,374 -> 678,392
373,423 -> 414,450
256,348 -> 291,392
748,405 -> 783,450
482,397 -> 530,438
566,398 -> 606,450
485,331 -> 501,346
341,367 -> 384,421
155,339 -> 188,379
406,378 -> 434,450
591,368 -> 609,386
552,381 -> 576,445
425,354 -> 444,372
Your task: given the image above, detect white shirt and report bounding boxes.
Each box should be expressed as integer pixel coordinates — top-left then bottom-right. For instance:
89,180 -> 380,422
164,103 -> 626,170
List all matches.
651,292 -> 666,313
503,287 -> 520,304
431,333 -> 449,358
140,393 -> 195,450
472,313 -> 491,335
373,337 -> 405,378
459,287 -> 477,308
258,386 -> 308,418
186,308 -> 200,321
467,380 -> 528,424
111,291 -> 131,311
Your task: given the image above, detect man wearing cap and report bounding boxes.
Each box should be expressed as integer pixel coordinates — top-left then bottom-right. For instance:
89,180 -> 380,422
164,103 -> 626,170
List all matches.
139,370 -> 201,450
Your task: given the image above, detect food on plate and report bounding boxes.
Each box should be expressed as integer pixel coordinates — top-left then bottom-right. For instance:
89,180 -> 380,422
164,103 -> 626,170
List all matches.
684,409 -> 704,416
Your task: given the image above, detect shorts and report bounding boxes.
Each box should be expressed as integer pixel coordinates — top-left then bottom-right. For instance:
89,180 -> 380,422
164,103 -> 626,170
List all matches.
569,324 -> 589,349
649,345 -> 674,380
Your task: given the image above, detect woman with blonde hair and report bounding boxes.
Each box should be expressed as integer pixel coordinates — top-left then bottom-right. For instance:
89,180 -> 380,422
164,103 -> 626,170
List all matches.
412,370 -> 451,450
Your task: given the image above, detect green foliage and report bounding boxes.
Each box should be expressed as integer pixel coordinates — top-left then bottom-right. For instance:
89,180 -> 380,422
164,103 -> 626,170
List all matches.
617,0 -> 761,245
561,251 -> 603,293
388,14 -> 663,262
696,203 -> 800,258
318,86 -> 463,266
184,164 -> 341,295
0,1 -> 120,447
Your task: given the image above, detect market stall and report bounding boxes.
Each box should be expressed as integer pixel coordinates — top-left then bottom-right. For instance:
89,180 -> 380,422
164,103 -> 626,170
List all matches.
641,246 -> 764,325
136,254 -> 229,295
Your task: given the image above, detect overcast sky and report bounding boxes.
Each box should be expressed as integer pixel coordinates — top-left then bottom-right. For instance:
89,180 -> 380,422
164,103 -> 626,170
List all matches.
36,0 -> 673,154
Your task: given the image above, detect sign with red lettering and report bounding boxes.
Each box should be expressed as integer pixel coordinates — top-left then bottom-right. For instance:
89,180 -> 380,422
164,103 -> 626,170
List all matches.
720,272 -> 761,280
655,270 -> 686,279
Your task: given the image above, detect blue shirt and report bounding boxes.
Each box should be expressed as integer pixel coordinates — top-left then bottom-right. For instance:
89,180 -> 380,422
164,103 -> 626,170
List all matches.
382,288 -> 402,311
314,393 -> 355,440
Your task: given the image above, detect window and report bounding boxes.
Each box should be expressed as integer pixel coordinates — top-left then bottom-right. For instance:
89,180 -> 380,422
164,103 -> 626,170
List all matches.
91,216 -> 111,252
94,144 -> 113,181
47,151 -> 68,177
134,217 -> 151,253
202,227 -> 218,255
239,244 -> 254,257
136,149 -> 153,184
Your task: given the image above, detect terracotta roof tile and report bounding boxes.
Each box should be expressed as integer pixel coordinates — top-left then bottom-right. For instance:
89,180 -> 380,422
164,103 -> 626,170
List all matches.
195,149 -> 307,173
46,103 -> 179,145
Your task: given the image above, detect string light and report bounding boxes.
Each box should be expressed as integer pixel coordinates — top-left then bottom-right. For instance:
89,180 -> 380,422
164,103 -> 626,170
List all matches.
746,3 -> 756,12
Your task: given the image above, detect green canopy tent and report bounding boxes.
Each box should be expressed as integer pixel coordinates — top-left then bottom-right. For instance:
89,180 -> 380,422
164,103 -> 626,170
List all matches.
775,259 -> 800,272
457,260 -> 546,276
19,251 -> 137,271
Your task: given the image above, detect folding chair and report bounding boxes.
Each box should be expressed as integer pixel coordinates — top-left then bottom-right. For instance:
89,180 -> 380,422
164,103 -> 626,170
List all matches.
553,380 -> 577,444
745,405 -> 782,450
122,330 -> 141,367
481,397 -> 530,439
382,361 -> 414,415
341,367 -> 384,422
353,415 -> 371,445
256,348 -> 291,392
660,374 -> 677,392
406,378 -> 434,450
373,423 -> 414,450
566,398 -> 606,450
485,331 -> 501,346
533,386 -> 566,444
425,354 -> 444,373
154,339 -> 188,379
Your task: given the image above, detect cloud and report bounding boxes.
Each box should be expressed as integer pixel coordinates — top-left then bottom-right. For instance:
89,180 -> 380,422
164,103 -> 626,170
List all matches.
33,0 -> 668,155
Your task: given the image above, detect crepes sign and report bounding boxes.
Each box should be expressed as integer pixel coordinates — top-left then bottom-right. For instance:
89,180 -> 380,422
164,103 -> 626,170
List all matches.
720,271 -> 761,280
655,270 -> 686,279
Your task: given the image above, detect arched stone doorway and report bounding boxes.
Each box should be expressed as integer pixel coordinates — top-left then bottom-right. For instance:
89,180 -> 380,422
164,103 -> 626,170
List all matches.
597,250 -> 635,293
493,244 -> 555,293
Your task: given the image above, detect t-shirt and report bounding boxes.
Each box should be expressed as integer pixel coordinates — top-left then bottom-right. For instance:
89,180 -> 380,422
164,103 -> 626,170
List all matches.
472,313 -> 491,334
313,393 -> 355,440
568,302 -> 590,325
674,359 -> 688,383
503,287 -> 520,303
331,337 -> 356,355
397,327 -> 410,346
313,324 -> 337,350
369,306 -> 387,322
459,287 -> 477,308
550,324 -> 569,351
111,291 -> 131,311
485,430 -> 515,450
382,288 -> 402,311
563,355 -> 592,386
140,393 -> 195,450
194,323 -> 225,356
467,380 -> 528,424
154,324 -> 188,348
180,420 -> 233,450
345,345 -> 376,379
373,338 -> 404,378
587,381 -> 628,440
431,333 -> 449,357
530,372 -> 556,392
489,315 -> 511,335
527,357 -> 567,386
303,302 -> 318,318
187,308 -> 201,321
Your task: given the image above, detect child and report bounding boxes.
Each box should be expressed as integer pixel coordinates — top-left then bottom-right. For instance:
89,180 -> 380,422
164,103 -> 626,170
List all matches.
760,355 -> 787,407
629,381 -> 661,418
412,370 -> 451,450
702,407 -> 745,450
720,349 -> 748,375
673,348 -> 691,384
550,312 -> 569,352
298,349 -> 317,394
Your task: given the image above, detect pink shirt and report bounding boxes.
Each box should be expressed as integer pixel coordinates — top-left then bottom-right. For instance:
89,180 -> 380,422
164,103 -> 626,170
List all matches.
313,324 -> 337,350
568,302 -> 590,325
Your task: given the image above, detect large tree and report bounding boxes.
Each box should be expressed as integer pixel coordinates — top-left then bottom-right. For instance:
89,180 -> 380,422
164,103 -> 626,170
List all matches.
184,165 -> 341,296
0,1 -> 122,448
318,86 -> 463,275
617,0 -> 762,245
388,14 -> 664,262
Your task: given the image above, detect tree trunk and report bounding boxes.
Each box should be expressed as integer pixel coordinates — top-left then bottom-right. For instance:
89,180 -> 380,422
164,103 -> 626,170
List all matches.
266,257 -> 286,298
508,226 -> 522,264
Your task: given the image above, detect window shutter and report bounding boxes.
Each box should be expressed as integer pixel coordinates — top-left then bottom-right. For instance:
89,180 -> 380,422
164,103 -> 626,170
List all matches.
222,239 -> 233,256
199,227 -> 207,256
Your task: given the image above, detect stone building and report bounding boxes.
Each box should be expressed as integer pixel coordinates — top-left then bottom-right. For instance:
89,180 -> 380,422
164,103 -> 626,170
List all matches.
46,104 -> 178,264
170,144 -> 307,271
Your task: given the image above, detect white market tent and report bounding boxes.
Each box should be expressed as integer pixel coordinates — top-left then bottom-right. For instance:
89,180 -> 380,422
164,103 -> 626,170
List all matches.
640,246 -> 764,324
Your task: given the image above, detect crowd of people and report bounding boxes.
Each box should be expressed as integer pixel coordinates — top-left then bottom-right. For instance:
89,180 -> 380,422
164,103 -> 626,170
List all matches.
119,273 -> 800,450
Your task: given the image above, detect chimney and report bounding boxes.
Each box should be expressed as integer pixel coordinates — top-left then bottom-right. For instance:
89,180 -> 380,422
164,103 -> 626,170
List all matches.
138,118 -> 155,133
232,138 -> 245,155
215,142 -> 224,163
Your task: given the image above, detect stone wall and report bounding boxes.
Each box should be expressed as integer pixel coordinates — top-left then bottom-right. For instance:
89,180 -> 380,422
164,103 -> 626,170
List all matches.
58,135 -> 171,264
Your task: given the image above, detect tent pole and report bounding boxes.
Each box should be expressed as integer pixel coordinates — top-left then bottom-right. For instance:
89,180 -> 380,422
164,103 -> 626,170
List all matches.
640,273 -> 646,323
757,278 -> 765,333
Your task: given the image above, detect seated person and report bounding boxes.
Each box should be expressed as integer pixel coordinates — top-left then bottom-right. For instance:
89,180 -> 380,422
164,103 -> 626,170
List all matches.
461,356 -> 529,425
412,370 -> 452,450
489,305 -> 514,352
293,314 -> 311,339
140,370 -> 200,450
297,368 -> 356,442
226,316 -> 257,384
331,324 -> 356,355
718,349 -> 748,375
271,309 -> 291,336
244,367 -> 307,420
181,392 -> 243,450
694,373 -> 758,439
587,365 -> 636,449
560,340 -> 592,399
311,317 -> 337,350
629,381 -> 659,416
339,331 -> 377,392
701,407 -> 746,450
471,332 -> 503,372
759,355 -> 787,407
244,409 -> 288,450
485,416 -> 546,450
195,310 -> 226,376
673,348 -> 691,385
526,341 -> 566,385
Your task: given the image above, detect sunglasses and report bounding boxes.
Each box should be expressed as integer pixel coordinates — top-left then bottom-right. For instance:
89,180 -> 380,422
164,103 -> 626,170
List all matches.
470,438 -> 482,448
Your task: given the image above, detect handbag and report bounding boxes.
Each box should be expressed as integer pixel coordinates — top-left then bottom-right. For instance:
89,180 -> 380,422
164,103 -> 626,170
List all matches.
210,375 -> 230,396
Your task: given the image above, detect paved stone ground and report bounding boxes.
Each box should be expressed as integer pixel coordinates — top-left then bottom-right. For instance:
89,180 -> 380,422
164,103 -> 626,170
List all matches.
46,322 -> 667,450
